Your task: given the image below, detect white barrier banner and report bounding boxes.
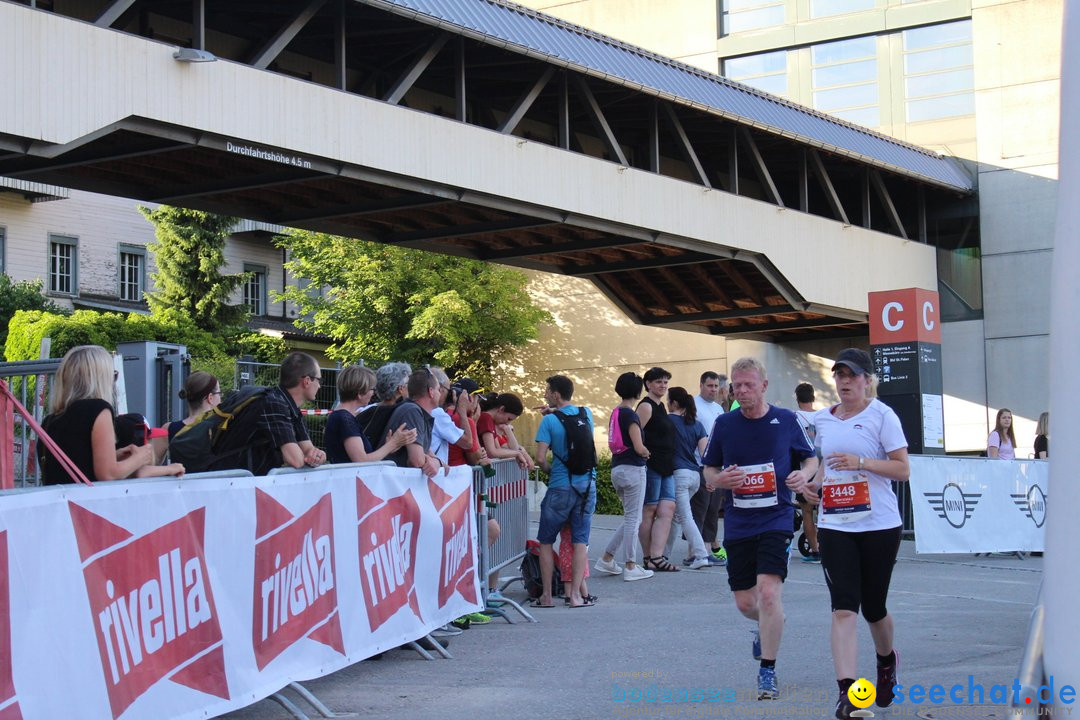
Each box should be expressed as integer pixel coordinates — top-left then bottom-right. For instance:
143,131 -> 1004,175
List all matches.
909,456 -> 1048,554
0,464 -> 481,720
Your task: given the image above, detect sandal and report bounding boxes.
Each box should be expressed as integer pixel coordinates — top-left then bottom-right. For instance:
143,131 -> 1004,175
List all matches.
644,555 -> 680,572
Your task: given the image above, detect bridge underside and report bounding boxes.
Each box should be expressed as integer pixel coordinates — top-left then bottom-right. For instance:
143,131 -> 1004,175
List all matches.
0,0 -> 975,339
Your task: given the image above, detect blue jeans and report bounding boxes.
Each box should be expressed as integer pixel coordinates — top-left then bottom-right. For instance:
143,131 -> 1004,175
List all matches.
537,484 -> 596,545
644,467 -> 676,505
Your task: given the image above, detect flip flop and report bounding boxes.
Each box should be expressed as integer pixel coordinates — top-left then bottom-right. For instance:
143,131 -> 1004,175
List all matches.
568,598 -> 596,608
564,594 -> 599,605
529,599 -> 556,608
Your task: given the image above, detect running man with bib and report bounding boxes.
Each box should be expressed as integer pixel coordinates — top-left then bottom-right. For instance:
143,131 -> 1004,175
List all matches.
802,348 -> 909,720
702,357 -> 817,700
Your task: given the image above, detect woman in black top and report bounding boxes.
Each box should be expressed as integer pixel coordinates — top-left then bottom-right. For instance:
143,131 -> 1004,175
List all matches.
1034,411 -> 1049,459
39,345 -> 183,484
636,367 -> 680,572
167,371 -> 222,440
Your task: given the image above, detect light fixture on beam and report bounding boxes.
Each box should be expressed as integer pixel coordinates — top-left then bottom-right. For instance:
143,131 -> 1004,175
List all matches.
173,48 -> 217,63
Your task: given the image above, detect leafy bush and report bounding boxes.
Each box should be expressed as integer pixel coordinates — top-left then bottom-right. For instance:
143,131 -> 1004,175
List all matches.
225,330 -> 288,363
0,276 -> 68,359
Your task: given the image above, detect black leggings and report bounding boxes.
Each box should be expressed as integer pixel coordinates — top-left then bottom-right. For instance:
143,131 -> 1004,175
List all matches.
819,526 -> 902,623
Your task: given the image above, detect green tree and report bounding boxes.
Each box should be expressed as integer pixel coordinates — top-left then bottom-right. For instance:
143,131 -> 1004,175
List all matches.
0,275 -> 67,359
277,230 -> 550,384
139,205 -> 248,330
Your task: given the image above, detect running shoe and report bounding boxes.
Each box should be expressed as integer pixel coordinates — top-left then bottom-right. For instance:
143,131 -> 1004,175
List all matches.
622,565 -> 655,582
707,554 -> 727,566
711,547 -> 728,562
463,612 -> 493,625
431,623 -> 463,638
757,666 -> 778,700
835,688 -> 857,719
594,557 -> 622,575
751,628 -> 762,660
688,556 -> 710,570
801,551 -> 822,564
876,649 -> 900,707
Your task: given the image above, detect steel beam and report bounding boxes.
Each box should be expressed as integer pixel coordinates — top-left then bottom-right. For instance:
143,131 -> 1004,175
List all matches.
334,0 -> 347,90
808,150 -> 849,225
383,34 -> 450,105
721,316 -> 858,336
481,236 -> 640,260
739,127 -> 782,207
642,304 -> 798,326
798,150 -> 808,212
727,125 -> 739,195
557,73 -> 571,150
251,0 -> 328,70
572,76 -> 628,166
277,194 -> 452,224
497,67 -> 555,135
647,101 -> 660,173
454,38 -> 467,122
662,105 -> 710,188
385,217 -> 554,244
870,170 -> 908,239
4,143 -> 192,179
95,0 -> 136,27
567,251 -> 717,276
193,0 -> 206,50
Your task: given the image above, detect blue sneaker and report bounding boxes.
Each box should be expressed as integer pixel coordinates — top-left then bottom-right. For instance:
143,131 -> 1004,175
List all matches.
751,628 -> 761,661
757,666 -> 778,700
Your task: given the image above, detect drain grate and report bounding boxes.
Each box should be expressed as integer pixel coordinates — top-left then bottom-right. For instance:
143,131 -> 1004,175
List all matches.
915,705 -> 1016,719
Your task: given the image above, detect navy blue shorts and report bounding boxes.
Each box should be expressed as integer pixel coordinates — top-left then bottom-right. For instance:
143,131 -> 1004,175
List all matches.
644,467 -> 676,505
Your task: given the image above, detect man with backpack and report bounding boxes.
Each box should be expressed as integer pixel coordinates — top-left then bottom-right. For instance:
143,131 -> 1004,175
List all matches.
249,352 -> 327,474
533,375 -> 597,609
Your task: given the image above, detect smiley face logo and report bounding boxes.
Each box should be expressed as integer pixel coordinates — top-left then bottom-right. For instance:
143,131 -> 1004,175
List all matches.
848,678 -> 876,708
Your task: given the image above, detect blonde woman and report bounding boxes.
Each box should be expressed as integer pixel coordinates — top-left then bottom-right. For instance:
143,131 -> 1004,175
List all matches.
39,345 -> 184,484
1034,412 -> 1049,459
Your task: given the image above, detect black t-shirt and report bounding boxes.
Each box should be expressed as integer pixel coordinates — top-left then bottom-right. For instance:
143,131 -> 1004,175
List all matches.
358,401 -> 400,451
39,398 -> 113,484
611,407 -> 646,468
637,397 -> 675,476
324,409 -> 373,464
1035,434 -> 1049,458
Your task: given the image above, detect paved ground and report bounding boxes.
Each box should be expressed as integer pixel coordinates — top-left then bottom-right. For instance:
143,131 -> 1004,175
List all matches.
223,514 -> 1041,720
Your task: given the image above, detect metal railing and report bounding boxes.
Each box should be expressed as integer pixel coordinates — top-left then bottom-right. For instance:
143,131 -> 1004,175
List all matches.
473,458 -> 535,623
0,359 -> 61,487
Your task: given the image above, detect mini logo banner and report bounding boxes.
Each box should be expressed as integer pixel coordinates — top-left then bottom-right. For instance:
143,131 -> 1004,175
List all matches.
69,503 -> 229,719
1011,485 -> 1047,528
428,479 -> 477,609
0,531 -> 22,720
355,476 -> 424,633
924,483 -> 980,529
252,489 -> 344,670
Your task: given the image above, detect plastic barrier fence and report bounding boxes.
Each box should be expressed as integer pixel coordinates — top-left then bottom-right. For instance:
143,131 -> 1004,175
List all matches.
908,455 -> 1048,554
0,462 -> 481,720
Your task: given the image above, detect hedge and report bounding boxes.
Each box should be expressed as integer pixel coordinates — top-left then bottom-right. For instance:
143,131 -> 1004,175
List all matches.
535,453 -> 624,516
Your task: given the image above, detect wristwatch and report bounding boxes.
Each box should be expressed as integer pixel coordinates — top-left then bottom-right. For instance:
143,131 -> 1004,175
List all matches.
858,457 -> 865,471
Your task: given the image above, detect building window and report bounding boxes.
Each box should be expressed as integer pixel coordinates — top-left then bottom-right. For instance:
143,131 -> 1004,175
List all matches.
48,235 -> 78,295
811,0 -> 874,19
118,246 -> 146,302
903,20 -> 974,122
720,0 -> 785,35
723,50 -> 788,96
244,264 -> 267,316
811,36 -> 879,127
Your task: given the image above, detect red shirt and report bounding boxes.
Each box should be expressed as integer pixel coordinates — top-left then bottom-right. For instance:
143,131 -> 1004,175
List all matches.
477,412 -> 508,448
447,414 -> 479,466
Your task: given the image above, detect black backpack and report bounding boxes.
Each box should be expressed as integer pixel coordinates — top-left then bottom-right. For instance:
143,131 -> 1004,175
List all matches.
520,541 -> 563,599
169,385 -> 271,474
552,409 -> 596,476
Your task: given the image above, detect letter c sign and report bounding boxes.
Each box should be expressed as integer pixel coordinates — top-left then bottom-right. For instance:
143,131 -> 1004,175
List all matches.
869,289 -> 941,344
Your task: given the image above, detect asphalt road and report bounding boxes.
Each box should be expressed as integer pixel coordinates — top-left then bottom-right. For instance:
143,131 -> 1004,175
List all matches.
223,514 -> 1041,720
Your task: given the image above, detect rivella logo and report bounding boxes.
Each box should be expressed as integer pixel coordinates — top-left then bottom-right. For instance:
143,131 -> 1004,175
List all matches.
428,479 -> 477,609
253,490 -> 344,671
0,531 -> 22,720
924,483 -> 981,528
356,476 -> 424,633
69,503 -> 229,719
1011,485 -> 1047,528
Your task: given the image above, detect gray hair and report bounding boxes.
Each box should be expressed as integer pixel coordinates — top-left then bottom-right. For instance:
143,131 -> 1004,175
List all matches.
730,357 -> 767,381
375,362 -> 412,402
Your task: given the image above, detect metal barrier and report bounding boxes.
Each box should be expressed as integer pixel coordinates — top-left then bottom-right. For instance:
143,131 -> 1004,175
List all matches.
0,359 -> 60,488
235,357 -> 344,450
266,461 -> 395,476
473,458 -> 535,623
1013,582 -> 1047,712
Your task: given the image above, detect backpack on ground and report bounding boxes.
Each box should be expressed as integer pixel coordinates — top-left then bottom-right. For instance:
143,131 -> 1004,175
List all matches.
608,407 -> 630,455
520,539 -> 562,599
169,385 -> 271,473
553,408 -> 597,476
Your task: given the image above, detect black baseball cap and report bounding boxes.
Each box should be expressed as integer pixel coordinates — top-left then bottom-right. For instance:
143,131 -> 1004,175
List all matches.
832,348 -> 874,376
452,377 -> 481,394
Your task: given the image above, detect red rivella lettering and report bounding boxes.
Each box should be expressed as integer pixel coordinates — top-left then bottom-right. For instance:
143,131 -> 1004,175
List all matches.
97,548 -> 212,684
259,530 -> 334,642
361,513 -> 414,604
442,519 -> 470,588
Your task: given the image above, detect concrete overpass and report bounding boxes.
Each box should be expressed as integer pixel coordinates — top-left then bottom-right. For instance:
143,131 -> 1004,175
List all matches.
0,0 -> 974,339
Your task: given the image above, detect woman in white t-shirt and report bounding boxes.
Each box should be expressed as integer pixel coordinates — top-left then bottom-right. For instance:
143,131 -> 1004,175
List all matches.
986,408 -> 1016,460
803,348 -> 909,720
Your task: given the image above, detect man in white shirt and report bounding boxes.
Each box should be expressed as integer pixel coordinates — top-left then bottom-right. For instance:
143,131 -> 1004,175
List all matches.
691,371 -> 728,564
427,367 -> 474,464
